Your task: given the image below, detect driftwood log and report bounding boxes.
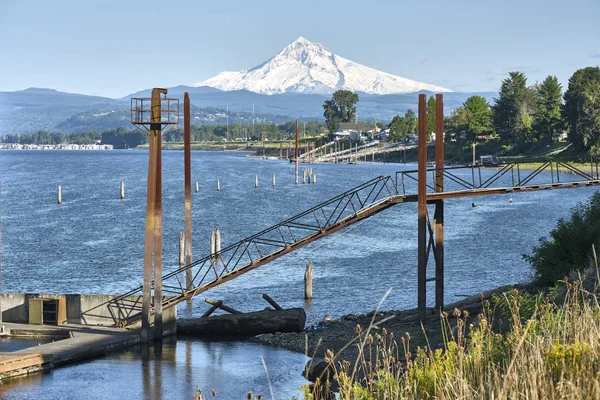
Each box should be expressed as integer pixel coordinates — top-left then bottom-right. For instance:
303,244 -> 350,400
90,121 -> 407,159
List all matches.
177,308 -> 306,336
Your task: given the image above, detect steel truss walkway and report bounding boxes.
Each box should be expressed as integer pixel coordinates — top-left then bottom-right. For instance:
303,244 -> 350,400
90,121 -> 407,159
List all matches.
107,157 -> 600,327
107,93 -> 600,328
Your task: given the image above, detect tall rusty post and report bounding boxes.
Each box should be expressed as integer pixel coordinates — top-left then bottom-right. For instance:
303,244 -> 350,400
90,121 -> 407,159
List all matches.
434,94 -> 445,313
152,88 -> 166,340
140,91 -> 161,343
417,94 -> 427,320
132,88 -> 178,342
295,120 -> 299,184
184,93 -> 193,295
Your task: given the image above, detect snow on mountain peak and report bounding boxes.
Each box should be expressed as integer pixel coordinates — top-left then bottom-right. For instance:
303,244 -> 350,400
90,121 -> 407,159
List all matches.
194,37 -> 451,95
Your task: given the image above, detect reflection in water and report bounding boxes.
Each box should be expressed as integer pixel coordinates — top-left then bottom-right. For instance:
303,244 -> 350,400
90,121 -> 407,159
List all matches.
142,344 -> 150,400
154,342 -> 163,400
0,337 -> 309,400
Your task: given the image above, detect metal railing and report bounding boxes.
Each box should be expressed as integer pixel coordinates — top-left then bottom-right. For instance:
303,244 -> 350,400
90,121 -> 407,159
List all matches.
108,175 -> 397,325
396,158 -> 600,195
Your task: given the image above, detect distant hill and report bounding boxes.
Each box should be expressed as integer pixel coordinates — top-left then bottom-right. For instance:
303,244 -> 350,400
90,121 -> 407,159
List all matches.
54,104 -> 293,133
0,86 -> 496,134
0,88 -> 123,134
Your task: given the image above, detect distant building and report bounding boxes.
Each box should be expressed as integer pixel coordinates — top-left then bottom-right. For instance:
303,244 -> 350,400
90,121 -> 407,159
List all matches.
334,122 -> 371,142
374,128 -> 391,142
479,155 -> 499,165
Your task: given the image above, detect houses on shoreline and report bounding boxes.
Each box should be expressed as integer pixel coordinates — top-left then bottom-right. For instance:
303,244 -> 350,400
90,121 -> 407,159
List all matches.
0,143 -> 114,150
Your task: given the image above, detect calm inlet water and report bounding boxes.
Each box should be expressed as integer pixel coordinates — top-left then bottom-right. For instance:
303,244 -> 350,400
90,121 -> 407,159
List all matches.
0,149 -> 597,398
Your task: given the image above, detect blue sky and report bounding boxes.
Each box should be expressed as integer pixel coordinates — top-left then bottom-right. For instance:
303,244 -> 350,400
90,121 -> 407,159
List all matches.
1,0 -> 598,98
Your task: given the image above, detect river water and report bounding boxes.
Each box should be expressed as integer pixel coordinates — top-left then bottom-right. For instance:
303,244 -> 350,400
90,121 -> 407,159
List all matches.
0,149 -> 597,399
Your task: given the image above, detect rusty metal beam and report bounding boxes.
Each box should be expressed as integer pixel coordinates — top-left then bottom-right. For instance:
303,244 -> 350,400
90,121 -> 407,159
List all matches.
295,120 -> 299,184
184,93 -> 193,293
140,89 -> 161,343
434,94 -> 444,313
152,88 -> 167,340
417,94 -> 427,320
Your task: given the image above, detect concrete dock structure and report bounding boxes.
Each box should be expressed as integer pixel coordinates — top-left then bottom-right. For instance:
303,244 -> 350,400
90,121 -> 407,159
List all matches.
0,292 -> 177,380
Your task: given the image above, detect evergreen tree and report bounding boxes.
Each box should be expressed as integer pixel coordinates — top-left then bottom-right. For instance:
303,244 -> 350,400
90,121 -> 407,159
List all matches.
389,115 -> 409,142
323,99 -> 340,137
534,76 -> 564,142
426,96 -> 436,137
563,67 -> 600,150
463,95 -> 493,136
492,72 -> 535,143
404,109 -> 417,135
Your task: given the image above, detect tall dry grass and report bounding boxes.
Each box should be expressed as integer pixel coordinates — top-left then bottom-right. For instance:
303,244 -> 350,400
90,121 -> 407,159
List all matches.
305,279 -> 600,399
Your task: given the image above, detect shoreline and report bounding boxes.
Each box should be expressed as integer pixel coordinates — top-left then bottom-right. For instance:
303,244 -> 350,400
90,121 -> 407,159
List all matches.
251,284 -> 521,375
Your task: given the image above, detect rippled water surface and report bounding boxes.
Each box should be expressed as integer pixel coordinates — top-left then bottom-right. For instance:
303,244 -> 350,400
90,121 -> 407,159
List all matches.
0,149 -> 597,398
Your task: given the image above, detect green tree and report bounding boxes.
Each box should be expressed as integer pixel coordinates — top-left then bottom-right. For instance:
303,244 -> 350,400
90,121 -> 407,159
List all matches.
323,99 -> 340,137
524,192 -> 600,285
332,90 -> 359,122
463,95 -> 493,136
426,96 -> 436,138
492,72 -> 536,143
404,109 -> 417,135
323,90 -> 359,139
4,133 -> 20,143
445,106 -> 469,142
389,115 -> 409,142
563,67 -> 600,150
534,76 -> 564,142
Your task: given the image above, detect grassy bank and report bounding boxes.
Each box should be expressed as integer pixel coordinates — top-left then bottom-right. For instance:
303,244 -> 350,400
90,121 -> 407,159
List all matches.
302,275 -> 600,400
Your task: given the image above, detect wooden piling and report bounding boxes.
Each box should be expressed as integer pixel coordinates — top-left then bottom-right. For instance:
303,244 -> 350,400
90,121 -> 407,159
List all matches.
210,229 -> 217,277
304,259 -> 313,300
295,120 -> 299,184
195,182 -> 199,193
210,229 -> 215,260
217,179 -> 221,191
435,93 -> 445,313
215,227 -> 221,264
417,94 -> 427,320
272,172 -> 276,186
179,232 -> 185,268
120,181 -> 124,200
312,174 -> 317,184
184,93 -> 193,293
57,186 -> 62,204
255,175 -> 258,188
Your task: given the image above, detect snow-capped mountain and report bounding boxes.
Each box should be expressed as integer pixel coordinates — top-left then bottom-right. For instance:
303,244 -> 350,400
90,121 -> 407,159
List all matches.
194,37 -> 451,95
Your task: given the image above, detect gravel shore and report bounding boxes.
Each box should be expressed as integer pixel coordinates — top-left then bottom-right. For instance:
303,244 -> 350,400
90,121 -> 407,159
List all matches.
251,284 -> 520,379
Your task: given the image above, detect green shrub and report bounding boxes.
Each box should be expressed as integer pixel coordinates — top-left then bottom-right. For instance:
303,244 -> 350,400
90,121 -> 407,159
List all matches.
524,191 -> 600,285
